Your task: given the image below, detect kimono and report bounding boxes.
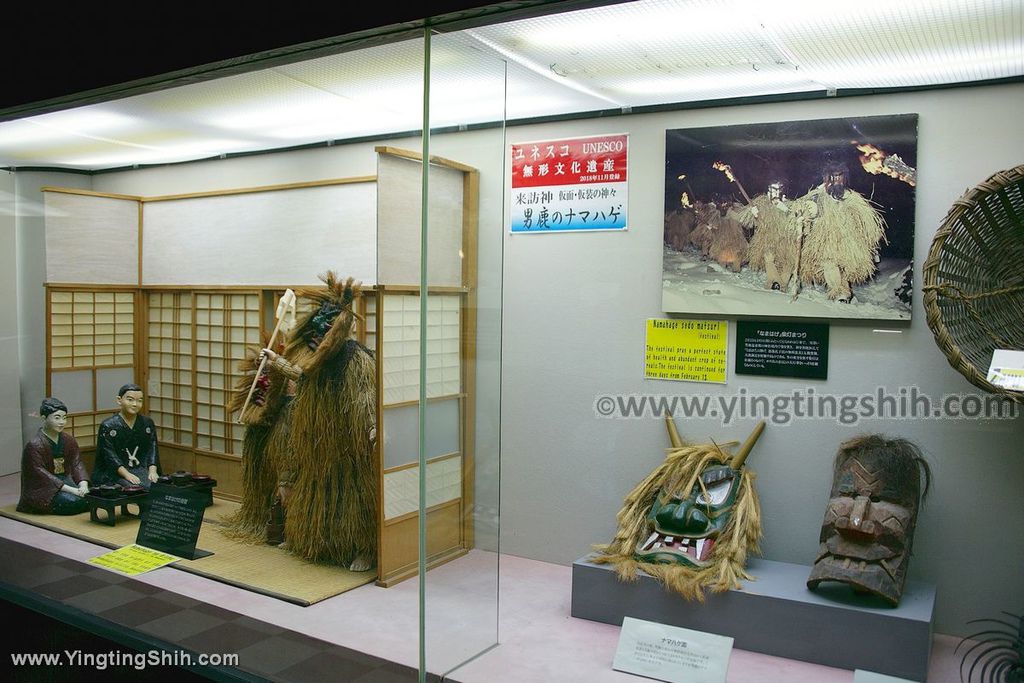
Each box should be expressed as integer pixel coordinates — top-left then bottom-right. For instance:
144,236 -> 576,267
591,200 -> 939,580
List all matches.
17,430 -> 89,514
91,413 -> 160,487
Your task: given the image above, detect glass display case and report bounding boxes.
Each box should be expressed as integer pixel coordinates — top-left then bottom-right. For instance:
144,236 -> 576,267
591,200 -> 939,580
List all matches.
2,2 -> 1023,682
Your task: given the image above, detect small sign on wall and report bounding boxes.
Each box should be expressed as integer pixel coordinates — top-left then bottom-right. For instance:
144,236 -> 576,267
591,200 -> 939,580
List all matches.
510,134 -> 628,233
987,349 -> 1024,391
645,319 -> 728,384
735,320 -> 829,380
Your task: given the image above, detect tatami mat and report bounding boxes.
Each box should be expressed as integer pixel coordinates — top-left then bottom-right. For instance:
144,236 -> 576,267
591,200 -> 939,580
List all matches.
1,501 -> 375,606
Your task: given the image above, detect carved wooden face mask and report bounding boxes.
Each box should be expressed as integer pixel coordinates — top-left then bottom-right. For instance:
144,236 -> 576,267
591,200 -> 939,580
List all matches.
807,435 -> 931,606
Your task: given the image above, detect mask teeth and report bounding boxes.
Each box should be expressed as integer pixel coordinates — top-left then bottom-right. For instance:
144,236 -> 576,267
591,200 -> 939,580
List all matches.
696,538 -> 706,560
641,532 -> 658,551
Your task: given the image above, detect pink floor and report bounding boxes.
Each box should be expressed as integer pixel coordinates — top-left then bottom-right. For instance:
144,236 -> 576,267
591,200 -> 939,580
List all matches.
0,474 -> 963,682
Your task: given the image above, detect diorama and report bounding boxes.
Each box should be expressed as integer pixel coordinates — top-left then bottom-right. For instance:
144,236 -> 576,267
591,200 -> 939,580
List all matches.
663,113 -> 918,321
14,146 -> 480,603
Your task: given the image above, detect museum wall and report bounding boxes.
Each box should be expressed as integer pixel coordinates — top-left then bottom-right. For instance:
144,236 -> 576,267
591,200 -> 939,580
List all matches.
1,171 -> 22,474
14,171 -> 91,454
492,82 -> 1024,637
15,81 -> 1017,634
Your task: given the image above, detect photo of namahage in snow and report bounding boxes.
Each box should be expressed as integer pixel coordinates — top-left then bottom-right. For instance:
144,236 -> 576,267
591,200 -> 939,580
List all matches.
663,114 -> 917,321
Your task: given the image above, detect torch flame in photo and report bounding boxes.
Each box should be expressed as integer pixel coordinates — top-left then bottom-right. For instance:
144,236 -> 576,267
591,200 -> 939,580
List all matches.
853,142 -> 917,186
712,161 -> 751,204
713,161 -> 736,183
677,173 -> 693,208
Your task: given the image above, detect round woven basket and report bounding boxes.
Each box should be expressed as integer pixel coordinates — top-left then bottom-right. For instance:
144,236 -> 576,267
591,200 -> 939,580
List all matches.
923,164 -> 1024,402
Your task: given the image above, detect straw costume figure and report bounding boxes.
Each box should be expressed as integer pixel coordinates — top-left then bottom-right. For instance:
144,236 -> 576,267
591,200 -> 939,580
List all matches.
686,201 -> 723,255
738,180 -> 802,292
708,202 -> 749,273
224,338 -> 292,542
689,200 -> 749,272
797,161 -> 887,302
664,205 -> 697,252
593,418 -> 765,601
226,272 -> 378,572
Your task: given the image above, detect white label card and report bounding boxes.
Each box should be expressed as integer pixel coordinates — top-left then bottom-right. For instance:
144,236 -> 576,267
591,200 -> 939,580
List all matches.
987,349 -> 1024,391
612,617 -> 733,683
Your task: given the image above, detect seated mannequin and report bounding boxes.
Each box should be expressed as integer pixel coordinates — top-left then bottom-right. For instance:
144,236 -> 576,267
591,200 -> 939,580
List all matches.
17,398 -> 90,515
90,384 -> 161,489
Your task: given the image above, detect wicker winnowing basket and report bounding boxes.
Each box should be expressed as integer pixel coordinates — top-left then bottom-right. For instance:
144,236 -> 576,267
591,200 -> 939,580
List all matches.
923,164 -> 1024,403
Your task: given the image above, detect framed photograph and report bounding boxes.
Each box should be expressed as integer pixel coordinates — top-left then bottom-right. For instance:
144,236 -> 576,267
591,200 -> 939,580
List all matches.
663,114 -> 917,321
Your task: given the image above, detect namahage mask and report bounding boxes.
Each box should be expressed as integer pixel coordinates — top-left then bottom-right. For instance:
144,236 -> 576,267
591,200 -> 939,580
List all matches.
807,435 -> 931,606
593,418 -> 765,601
637,462 -> 740,567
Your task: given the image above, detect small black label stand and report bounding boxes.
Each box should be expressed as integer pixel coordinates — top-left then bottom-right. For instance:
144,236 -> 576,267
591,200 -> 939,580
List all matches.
136,484 -> 213,560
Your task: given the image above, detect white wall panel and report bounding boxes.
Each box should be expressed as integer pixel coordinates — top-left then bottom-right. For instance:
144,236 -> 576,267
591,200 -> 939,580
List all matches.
141,182 -> 376,286
44,192 -> 138,285
377,154 -> 464,287
496,83 -> 1024,637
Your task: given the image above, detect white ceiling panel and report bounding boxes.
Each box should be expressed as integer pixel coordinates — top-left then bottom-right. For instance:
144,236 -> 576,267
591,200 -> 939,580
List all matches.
0,0 -> 1020,170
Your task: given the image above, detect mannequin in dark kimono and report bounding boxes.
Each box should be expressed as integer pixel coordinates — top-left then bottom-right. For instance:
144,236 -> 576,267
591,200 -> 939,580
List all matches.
17,398 -> 90,514
91,384 -> 161,488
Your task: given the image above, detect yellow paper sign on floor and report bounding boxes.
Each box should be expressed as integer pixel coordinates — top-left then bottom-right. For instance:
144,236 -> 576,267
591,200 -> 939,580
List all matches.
89,544 -> 180,575
645,319 -> 728,383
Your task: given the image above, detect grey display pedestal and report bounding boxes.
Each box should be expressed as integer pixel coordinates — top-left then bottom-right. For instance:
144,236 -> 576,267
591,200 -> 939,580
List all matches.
572,555 -> 936,682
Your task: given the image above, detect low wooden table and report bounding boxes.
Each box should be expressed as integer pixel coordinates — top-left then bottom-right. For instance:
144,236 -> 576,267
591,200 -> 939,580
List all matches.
85,492 -> 150,527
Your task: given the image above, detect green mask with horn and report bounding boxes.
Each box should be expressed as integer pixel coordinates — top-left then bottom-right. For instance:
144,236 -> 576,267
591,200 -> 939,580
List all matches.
593,418 -> 765,600
636,461 -> 742,567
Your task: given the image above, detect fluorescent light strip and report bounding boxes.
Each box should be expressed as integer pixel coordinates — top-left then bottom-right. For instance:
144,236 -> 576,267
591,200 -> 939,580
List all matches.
463,29 -> 624,108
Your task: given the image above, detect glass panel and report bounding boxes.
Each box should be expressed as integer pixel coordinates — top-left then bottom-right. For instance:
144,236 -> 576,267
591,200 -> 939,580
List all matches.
49,369 -> 93,414
422,28 -> 504,679
96,367 -> 136,411
382,399 -> 460,470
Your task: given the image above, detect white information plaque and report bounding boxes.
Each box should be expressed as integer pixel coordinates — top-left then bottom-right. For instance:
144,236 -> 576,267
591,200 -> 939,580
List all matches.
854,670 -> 918,683
987,349 -> 1024,391
612,617 -> 732,683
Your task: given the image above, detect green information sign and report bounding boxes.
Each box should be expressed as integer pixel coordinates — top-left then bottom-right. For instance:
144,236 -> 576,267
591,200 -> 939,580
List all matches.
735,320 -> 828,380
